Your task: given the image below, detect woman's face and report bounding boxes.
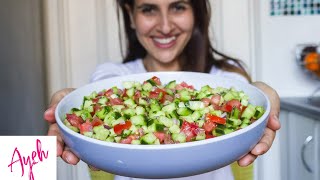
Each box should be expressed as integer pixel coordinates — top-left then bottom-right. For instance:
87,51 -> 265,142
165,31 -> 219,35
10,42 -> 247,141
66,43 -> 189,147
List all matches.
127,0 -> 194,71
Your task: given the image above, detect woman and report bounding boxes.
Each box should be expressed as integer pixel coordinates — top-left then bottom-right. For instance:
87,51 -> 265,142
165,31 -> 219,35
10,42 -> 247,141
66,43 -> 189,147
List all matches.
45,0 -> 281,179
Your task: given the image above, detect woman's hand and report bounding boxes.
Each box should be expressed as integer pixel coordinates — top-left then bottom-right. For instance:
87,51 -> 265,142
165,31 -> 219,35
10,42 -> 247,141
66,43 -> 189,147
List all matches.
237,81 -> 281,166
43,88 -> 80,165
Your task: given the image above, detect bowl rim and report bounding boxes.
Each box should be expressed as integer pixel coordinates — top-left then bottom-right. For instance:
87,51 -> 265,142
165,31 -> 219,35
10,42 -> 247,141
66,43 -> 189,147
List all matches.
55,71 -> 270,150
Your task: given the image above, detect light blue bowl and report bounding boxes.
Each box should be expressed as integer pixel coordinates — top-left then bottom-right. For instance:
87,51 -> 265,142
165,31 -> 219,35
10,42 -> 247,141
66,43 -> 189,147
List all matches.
55,72 -> 270,178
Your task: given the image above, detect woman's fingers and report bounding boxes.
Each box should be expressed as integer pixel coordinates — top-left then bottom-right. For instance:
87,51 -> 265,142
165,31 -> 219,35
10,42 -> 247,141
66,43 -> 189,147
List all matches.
237,153 -> 257,167
48,124 -> 64,156
251,128 -> 276,156
62,147 -> 80,165
44,88 -> 75,123
48,124 -> 80,165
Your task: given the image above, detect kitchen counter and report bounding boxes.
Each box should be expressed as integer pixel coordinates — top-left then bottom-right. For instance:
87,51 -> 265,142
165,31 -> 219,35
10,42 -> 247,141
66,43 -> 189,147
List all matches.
281,97 -> 320,120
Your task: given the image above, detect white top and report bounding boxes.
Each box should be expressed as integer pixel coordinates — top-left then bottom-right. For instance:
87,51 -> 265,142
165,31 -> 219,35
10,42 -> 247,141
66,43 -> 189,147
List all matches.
90,59 -> 248,180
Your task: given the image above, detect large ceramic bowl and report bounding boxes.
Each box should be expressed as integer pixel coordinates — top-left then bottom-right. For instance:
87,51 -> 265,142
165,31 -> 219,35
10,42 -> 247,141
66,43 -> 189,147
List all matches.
55,72 -> 270,178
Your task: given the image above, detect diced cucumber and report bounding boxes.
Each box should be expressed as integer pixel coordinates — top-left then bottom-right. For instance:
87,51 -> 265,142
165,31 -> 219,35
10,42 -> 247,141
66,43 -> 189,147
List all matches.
122,108 -> 136,118
126,88 -> 135,97
165,80 -> 176,89
105,136 -> 115,142
122,81 -> 135,89
196,133 -> 206,141
112,105 -> 125,112
188,101 -> 205,111
138,98 -> 148,106
159,116 -> 173,127
121,129 -> 132,138
135,106 -> 145,115
83,131 -> 93,138
241,104 -> 256,119
177,107 -> 193,116
131,139 -> 141,144
172,133 -> 186,143
124,98 -> 136,108
141,133 -> 157,144
98,97 -> 108,105
111,117 -> 126,126
142,82 -> 153,91
130,115 -> 146,126
179,89 -> 191,102
94,126 -> 110,141
253,106 -> 265,119
169,124 -> 180,134
162,103 -> 177,113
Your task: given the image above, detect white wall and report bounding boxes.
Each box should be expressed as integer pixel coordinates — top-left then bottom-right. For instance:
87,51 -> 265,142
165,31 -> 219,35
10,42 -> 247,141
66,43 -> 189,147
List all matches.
256,1 -> 320,97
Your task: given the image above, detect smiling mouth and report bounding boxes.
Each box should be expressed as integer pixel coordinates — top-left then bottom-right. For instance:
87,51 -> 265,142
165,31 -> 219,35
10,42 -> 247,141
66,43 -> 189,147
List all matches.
152,36 -> 177,48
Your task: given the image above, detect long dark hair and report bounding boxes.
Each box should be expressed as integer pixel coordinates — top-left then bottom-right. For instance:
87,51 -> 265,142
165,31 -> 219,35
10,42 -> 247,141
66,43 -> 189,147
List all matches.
116,0 -> 251,82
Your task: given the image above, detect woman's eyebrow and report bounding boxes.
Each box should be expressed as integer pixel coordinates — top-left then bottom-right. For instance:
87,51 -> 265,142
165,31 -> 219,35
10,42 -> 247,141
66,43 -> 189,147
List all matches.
136,3 -> 157,10
170,0 -> 190,5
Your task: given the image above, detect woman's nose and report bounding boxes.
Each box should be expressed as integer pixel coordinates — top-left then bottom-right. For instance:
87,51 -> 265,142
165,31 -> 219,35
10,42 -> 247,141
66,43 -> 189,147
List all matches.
158,14 -> 173,34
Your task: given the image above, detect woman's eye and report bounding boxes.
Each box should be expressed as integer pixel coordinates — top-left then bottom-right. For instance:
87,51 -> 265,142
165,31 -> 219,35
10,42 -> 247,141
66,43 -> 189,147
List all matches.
172,4 -> 186,12
141,5 -> 156,14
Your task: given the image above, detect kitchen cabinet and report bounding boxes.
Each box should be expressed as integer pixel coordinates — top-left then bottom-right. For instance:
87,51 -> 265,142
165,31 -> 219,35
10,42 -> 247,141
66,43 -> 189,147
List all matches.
280,98 -> 320,180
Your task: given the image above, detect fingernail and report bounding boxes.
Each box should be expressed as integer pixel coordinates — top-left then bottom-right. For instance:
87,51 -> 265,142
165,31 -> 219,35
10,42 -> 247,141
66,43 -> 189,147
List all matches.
66,156 -> 72,164
44,109 -> 51,116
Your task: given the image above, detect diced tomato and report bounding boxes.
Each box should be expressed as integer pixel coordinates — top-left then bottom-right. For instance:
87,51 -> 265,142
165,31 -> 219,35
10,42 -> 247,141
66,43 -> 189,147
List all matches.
164,94 -> 174,103
205,113 -> 226,125
203,120 -> 217,132
109,98 -> 123,105
149,88 -> 167,103
92,98 -> 99,103
93,104 -> 102,114
105,88 -> 114,97
66,114 -> 84,128
175,84 -> 184,91
201,98 -> 211,107
153,132 -> 166,143
151,76 -> 161,85
79,121 -> 93,135
120,136 -> 133,144
122,88 -> 128,98
180,81 -> 194,90
210,94 -> 221,105
180,121 -> 199,141
133,90 -> 141,102
91,117 -> 104,127
222,99 -> 241,112
205,132 -> 215,139
113,121 -> 132,135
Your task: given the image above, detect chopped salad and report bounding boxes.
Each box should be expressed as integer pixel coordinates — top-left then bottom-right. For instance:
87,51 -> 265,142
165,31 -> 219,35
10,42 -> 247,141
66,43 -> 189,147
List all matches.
64,76 -> 265,145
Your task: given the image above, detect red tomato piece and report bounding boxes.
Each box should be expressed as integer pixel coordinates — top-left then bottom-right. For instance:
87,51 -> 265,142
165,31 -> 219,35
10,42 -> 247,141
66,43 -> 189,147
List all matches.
153,132 -> 165,143
113,121 -> 132,135
105,88 -> 114,97
79,121 -> 93,135
180,81 -> 194,90
205,113 -> 226,125
91,117 -> 104,127
66,114 -> 84,128
210,94 -> 221,105
109,98 -> 123,105
203,120 -> 217,132
201,98 -> 211,107
180,121 -> 199,141
225,99 -> 241,112
151,76 -> 161,85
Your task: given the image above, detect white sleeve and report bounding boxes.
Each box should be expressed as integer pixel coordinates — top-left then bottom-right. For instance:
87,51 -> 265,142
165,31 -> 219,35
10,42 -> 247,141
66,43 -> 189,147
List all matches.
89,62 -> 123,83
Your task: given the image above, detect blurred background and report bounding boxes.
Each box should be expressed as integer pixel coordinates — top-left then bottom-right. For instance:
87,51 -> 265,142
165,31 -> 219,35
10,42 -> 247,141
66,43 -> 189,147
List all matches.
1,0 -> 320,180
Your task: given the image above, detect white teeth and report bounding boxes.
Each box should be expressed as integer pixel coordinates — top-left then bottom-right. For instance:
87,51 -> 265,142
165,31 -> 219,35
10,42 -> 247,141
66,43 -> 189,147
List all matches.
153,36 -> 176,44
